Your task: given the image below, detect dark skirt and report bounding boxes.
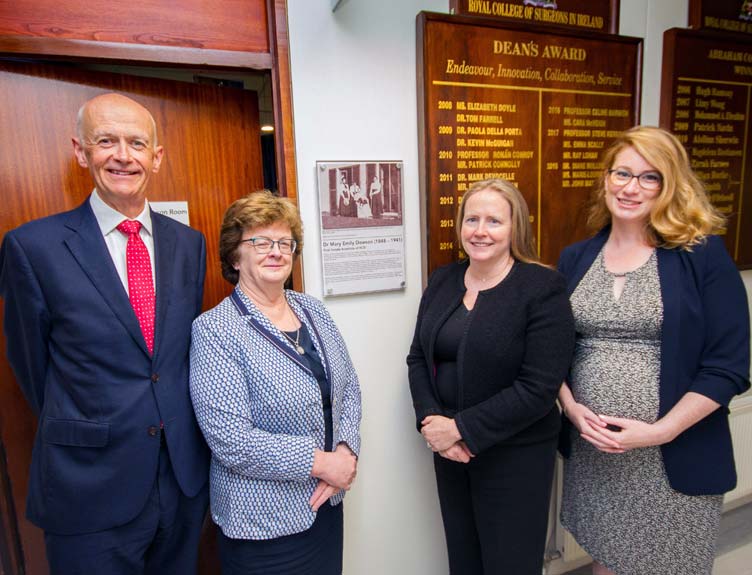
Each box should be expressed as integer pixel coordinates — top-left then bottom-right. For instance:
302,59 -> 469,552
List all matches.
217,502 -> 343,575
371,193 -> 383,218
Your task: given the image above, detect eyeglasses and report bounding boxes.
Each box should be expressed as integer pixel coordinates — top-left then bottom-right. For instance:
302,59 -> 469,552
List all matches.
607,168 -> 663,191
240,237 -> 297,254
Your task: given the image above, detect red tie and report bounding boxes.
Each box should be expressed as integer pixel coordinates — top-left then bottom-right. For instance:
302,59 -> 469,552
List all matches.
117,220 -> 155,355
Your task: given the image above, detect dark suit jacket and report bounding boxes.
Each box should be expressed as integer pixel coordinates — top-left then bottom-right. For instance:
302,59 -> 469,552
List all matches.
0,197 -> 209,534
407,260 -> 575,455
558,227 -> 750,495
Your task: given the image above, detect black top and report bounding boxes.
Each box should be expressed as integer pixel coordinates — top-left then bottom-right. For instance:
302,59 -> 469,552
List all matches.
284,324 -> 333,451
434,302 -> 471,411
407,260 -> 575,455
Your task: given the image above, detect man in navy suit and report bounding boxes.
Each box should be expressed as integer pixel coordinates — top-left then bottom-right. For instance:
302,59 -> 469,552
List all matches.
0,93 -> 209,574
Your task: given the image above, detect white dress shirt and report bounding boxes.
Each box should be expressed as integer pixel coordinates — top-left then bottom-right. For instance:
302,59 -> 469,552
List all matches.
89,189 -> 156,294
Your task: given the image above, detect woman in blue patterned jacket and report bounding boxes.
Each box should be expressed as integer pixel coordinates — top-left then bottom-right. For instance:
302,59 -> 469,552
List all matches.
190,191 -> 361,575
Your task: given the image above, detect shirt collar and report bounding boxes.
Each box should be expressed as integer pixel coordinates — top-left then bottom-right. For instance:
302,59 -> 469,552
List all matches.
89,189 -> 153,237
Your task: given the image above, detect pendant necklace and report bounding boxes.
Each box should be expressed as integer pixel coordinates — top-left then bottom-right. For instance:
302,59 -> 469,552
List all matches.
468,255 -> 514,291
281,304 -> 305,355
281,328 -> 305,355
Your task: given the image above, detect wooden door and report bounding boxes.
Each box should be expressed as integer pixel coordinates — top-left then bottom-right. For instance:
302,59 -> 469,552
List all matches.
0,60 -> 264,574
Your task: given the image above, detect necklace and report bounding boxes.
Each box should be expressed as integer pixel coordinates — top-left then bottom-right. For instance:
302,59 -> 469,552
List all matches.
281,303 -> 305,354
466,256 -> 514,290
281,327 -> 305,355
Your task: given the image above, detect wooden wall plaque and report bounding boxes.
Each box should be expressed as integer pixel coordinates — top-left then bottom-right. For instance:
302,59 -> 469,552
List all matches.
689,0 -> 752,35
449,0 -> 620,34
661,28 -> 752,268
417,12 -> 641,274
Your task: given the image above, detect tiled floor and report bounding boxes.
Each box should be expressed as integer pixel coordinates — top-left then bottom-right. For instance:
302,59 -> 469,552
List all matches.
713,503 -> 752,575
564,503 -> 752,575
713,542 -> 752,575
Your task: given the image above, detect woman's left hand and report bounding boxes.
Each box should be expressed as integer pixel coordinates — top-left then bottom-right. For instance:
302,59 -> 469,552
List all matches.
595,414 -> 671,451
439,441 -> 475,463
311,444 -> 358,490
309,480 -> 340,511
421,415 -> 462,452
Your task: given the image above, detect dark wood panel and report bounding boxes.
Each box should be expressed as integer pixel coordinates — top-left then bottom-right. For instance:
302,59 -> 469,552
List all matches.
660,28 -> 752,268
449,0 -> 620,34
0,36 -> 273,70
689,0 -> 752,35
417,12 -> 641,274
0,314 -> 44,574
0,429 -> 25,575
0,0 -> 268,53
0,60 -> 264,574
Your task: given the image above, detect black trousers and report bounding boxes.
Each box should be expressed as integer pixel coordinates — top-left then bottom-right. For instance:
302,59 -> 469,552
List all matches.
433,437 -> 557,575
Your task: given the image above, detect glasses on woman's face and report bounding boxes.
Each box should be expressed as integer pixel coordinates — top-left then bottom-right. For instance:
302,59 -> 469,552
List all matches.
607,168 -> 663,191
240,236 -> 297,254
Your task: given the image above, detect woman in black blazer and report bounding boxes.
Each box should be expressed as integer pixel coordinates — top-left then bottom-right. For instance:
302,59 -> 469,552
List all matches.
407,178 -> 575,574
557,126 -> 750,575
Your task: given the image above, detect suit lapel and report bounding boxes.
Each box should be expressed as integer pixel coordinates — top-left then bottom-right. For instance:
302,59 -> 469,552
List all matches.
151,212 -> 176,360
657,247 -> 679,416
229,289 -> 312,374
290,296 -> 331,380
63,200 -> 150,357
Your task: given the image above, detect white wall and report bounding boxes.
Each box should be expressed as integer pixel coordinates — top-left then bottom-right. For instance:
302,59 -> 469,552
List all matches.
287,2 -> 449,573
286,1 -> 752,574
618,0 -> 688,124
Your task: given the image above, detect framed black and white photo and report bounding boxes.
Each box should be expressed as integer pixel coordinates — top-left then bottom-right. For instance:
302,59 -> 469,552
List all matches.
316,161 -> 406,296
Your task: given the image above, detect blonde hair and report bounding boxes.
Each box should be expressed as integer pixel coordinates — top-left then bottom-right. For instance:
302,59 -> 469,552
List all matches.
588,126 -> 725,249
456,178 -> 539,263
219,191 -> 303,284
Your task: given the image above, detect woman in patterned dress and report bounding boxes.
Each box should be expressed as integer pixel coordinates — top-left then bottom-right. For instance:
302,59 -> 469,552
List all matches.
558,126 -> 750,575
189,191 -> 361,575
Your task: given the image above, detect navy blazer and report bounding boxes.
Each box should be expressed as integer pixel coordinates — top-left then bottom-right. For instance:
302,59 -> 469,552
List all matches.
558,228 -> 750,495
0,198 -> 210,534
